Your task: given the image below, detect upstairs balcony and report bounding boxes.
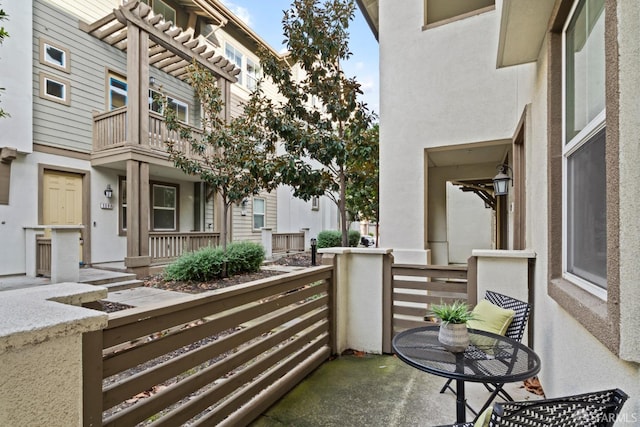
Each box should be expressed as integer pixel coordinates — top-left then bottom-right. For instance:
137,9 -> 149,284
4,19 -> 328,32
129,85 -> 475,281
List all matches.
92,107 -> 214,165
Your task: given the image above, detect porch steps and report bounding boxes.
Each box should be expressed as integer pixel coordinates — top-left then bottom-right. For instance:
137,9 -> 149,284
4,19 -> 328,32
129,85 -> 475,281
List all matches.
79,269 -> 144,291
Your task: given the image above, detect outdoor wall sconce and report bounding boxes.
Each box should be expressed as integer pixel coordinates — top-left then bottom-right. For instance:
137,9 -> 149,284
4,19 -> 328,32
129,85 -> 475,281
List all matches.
240,198 -> 248,216
149,76 -> 156,87
104,184 -> 113,199
492,164 -> 512,196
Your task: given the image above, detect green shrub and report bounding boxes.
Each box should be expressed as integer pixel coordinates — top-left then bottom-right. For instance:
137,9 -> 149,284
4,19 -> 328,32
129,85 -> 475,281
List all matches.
317,230 -> 361,248
225,241 -> 265,276
163,241 -> 265,281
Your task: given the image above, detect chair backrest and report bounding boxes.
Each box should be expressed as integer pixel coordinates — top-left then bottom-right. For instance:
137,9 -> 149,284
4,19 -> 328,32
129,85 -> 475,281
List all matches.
490,388 -> 629,427
484,291 -> 531,342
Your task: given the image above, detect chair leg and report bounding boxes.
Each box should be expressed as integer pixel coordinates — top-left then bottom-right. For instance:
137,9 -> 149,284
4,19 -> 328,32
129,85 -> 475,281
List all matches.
440,378 -> 454,394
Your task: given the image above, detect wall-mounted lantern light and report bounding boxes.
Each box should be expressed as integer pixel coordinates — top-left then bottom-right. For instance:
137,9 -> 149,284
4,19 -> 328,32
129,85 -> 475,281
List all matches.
149,76 -> 156,87
492,164 -> 512,196
104,184 -> 113,199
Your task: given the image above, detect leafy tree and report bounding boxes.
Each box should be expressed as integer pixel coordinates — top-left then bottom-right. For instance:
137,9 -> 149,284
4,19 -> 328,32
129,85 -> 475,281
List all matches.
162,62 -> 277,260
346,123 -> 378,241
0,6 -> 9,119
255,0 -> 374,247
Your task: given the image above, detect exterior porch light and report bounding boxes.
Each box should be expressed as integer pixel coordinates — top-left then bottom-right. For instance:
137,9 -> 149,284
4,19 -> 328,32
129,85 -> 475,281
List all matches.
149,76 -> 156,87
104,184 -> 113,199
492,164 -> 512,196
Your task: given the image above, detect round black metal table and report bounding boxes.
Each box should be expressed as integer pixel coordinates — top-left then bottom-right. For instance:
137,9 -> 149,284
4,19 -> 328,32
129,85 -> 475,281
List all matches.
392,325 -> 541,424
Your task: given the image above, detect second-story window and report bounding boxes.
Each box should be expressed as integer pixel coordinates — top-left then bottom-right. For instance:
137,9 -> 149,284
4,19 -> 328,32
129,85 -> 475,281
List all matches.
246,58 -> 259,92
253,198 -> 265,230
109,74 -> 127,110
225,43 -> 243,86
149,89 -> 188,124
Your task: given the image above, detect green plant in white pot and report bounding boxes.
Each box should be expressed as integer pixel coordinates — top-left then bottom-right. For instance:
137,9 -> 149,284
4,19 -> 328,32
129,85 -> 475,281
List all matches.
430,301 -> 476,352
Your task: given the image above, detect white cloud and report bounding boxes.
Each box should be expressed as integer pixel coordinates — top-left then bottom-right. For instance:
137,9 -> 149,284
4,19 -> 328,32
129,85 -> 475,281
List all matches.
220,1 -> 252,26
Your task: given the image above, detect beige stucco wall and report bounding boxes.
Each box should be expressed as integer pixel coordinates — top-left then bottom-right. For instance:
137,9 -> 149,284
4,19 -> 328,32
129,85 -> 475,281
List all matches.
379,0 -> 640,418
378,0 -> 534,257
522,0 -> 640,418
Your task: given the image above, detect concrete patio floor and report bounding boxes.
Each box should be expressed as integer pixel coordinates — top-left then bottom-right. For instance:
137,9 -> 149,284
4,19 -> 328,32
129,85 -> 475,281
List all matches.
250,353 -> 541,427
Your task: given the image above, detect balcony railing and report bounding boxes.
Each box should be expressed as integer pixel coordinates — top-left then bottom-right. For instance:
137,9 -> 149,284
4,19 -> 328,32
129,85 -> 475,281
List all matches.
272,232 -> 305,254
149,232 -> 221,264
93,108 -> 212,158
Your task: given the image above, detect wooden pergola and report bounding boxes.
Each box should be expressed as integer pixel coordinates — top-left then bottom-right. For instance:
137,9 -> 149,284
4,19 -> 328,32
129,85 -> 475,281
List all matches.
80,0 -> 240,84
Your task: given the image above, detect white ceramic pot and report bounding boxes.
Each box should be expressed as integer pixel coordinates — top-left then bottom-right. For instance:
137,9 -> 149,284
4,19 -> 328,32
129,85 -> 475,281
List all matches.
438,323 -> 469,353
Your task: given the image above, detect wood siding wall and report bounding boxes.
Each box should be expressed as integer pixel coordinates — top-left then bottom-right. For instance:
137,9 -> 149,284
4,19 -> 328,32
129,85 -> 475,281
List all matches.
33,0 -> 199,153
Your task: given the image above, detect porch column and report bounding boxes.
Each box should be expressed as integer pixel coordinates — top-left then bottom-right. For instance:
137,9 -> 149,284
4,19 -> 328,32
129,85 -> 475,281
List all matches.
125,160 -> 151,275
125,21 -> 149,147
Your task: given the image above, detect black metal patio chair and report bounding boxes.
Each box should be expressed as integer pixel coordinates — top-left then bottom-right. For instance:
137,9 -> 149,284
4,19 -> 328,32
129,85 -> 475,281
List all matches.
439,290 -> 532,406
438,388 -> 629,427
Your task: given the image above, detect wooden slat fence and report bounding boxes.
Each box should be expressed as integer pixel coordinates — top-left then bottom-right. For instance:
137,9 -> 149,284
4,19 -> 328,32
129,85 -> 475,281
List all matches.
36,236 -> 52,277
272,232 -> 305,254
83,266 -> 335,427
391,263 -> 475,335
149,232 -> 221,263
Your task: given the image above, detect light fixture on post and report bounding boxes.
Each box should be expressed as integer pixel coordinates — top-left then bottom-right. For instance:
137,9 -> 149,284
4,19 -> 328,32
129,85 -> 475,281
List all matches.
492,164 -> 512,196
104,184 -> 113,199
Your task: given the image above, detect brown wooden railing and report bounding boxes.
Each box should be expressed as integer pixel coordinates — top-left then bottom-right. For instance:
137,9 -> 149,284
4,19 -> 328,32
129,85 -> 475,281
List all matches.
149,232 -> 221,263
93,108 -> 209,158
83,266 -> 335,426
272,232 -> 305,254
390,261 -> 476,335
36,237 -> 52,277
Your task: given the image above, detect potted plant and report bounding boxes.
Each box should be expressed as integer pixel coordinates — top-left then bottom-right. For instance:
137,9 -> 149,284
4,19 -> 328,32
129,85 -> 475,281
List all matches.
429,301 -> 476,352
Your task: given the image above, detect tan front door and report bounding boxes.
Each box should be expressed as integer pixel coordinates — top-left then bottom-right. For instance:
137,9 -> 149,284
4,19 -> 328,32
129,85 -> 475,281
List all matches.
43,170 -> 83,261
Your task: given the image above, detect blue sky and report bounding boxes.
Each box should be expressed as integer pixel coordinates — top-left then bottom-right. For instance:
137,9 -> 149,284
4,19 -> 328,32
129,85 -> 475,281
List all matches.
220,0 -> 380,115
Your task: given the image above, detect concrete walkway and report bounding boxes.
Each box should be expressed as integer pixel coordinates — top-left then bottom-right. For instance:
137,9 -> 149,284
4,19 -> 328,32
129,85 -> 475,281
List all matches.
250,353 -> 540,427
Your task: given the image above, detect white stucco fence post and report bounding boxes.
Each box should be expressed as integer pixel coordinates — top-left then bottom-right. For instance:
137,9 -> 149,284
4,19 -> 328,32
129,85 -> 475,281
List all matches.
50,225 -> 84,283
319,247 -> 393,354
261,227 -> 273,260
472,249 -> 536,345
0,283 -> 107,426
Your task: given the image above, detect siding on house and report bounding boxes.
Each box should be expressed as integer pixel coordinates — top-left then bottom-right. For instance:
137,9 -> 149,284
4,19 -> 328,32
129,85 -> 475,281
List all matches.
33,0 -> 199,153
231,191 -> 277,244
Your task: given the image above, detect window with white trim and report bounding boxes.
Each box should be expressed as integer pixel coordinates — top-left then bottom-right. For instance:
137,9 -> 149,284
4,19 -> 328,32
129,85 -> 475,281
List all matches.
109,74 -> 127,110
253,198 -> 265,230
246,58 -> 259,92
167,97 -> 188,124
152,183 -> 178,231
225,43 -> 243,86
312,196 -> 320,211
40,72 -> 70,105
563,0 -> 606,295
39,39 -> 70,73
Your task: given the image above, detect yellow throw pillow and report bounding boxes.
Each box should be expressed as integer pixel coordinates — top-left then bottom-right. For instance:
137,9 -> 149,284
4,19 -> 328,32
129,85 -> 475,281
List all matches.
474,405 -> 494,427
467,299 -> 515,336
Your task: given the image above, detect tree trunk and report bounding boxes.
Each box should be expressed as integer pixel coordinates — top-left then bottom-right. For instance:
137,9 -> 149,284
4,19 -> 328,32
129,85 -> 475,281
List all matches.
221,200 -> 229,277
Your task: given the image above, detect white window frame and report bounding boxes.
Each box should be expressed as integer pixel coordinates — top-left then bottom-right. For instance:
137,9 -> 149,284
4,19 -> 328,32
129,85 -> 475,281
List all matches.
149,88 -> 163,114
167,97 -> 189,124
246,57 -> 260,92
39,38 -> 70,73
152,0 -> 176,24
152,183 -> 178,231
225,42 -> 244,86
252,198 -> 265,230
312,196 -> 320,211
40,72 -> 70,106
561,0 -> 607,300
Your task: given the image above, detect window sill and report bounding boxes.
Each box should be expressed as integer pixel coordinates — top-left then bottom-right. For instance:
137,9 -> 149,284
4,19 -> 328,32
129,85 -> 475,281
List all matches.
548,277 -> 619,355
